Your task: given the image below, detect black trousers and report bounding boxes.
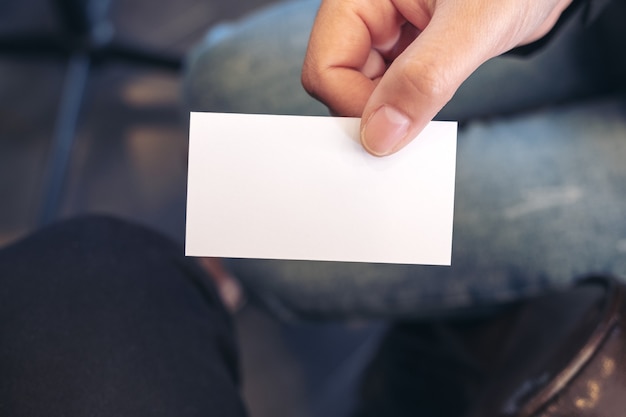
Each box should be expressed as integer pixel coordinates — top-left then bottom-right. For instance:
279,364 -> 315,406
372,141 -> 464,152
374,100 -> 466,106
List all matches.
0,216 -> 247,417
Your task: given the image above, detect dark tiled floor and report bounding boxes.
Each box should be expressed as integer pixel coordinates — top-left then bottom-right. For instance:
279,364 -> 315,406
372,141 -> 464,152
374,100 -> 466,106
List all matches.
0,1 -> 383,416
0,0 -> 282,243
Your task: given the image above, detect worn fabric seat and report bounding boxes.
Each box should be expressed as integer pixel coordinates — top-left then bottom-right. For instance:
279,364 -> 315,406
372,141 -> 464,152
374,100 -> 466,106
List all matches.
350,275 -> 626,417
468,275 -> 626,416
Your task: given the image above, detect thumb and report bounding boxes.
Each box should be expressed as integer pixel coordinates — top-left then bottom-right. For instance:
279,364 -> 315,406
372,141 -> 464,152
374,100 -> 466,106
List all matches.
360,8 -> 498,156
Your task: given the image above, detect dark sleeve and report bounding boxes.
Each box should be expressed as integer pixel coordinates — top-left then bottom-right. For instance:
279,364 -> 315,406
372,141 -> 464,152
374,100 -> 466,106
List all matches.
509,0 -> 613,56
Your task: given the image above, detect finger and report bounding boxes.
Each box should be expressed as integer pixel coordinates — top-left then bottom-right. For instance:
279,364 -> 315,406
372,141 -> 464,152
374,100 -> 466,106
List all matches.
302,0 -> 406,116
359,0 -> 575,156
360,5 -> 500,156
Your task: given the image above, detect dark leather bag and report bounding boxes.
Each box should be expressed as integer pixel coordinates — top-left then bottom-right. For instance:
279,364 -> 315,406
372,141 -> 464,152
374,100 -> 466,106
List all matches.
468,276 -> 626,417
352,276 -> 626,417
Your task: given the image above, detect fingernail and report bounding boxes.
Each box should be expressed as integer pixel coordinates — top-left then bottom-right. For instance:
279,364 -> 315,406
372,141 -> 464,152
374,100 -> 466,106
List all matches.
362,105 -> 410,156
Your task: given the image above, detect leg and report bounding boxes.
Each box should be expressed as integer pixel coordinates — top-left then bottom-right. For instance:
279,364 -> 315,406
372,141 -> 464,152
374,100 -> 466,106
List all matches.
183,0 -> 626,319
0,216 -> 246,417
224,96 -> 626,320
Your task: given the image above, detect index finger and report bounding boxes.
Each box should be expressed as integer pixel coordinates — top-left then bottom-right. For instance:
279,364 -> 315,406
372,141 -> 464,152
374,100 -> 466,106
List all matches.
301,0 -> 407,117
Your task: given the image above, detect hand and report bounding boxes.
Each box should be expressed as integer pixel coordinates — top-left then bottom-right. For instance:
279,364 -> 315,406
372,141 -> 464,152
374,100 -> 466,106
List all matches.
302,0 -> 572,156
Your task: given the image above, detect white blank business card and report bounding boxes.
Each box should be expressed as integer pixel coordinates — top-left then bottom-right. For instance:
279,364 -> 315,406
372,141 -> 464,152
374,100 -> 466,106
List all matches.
186,112 -> 457,265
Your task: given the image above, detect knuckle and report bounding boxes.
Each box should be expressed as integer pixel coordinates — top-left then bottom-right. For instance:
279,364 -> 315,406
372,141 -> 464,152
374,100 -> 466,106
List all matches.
300,65 -> 317,95
301,57 -> 324,97
399,59 -> 454,104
